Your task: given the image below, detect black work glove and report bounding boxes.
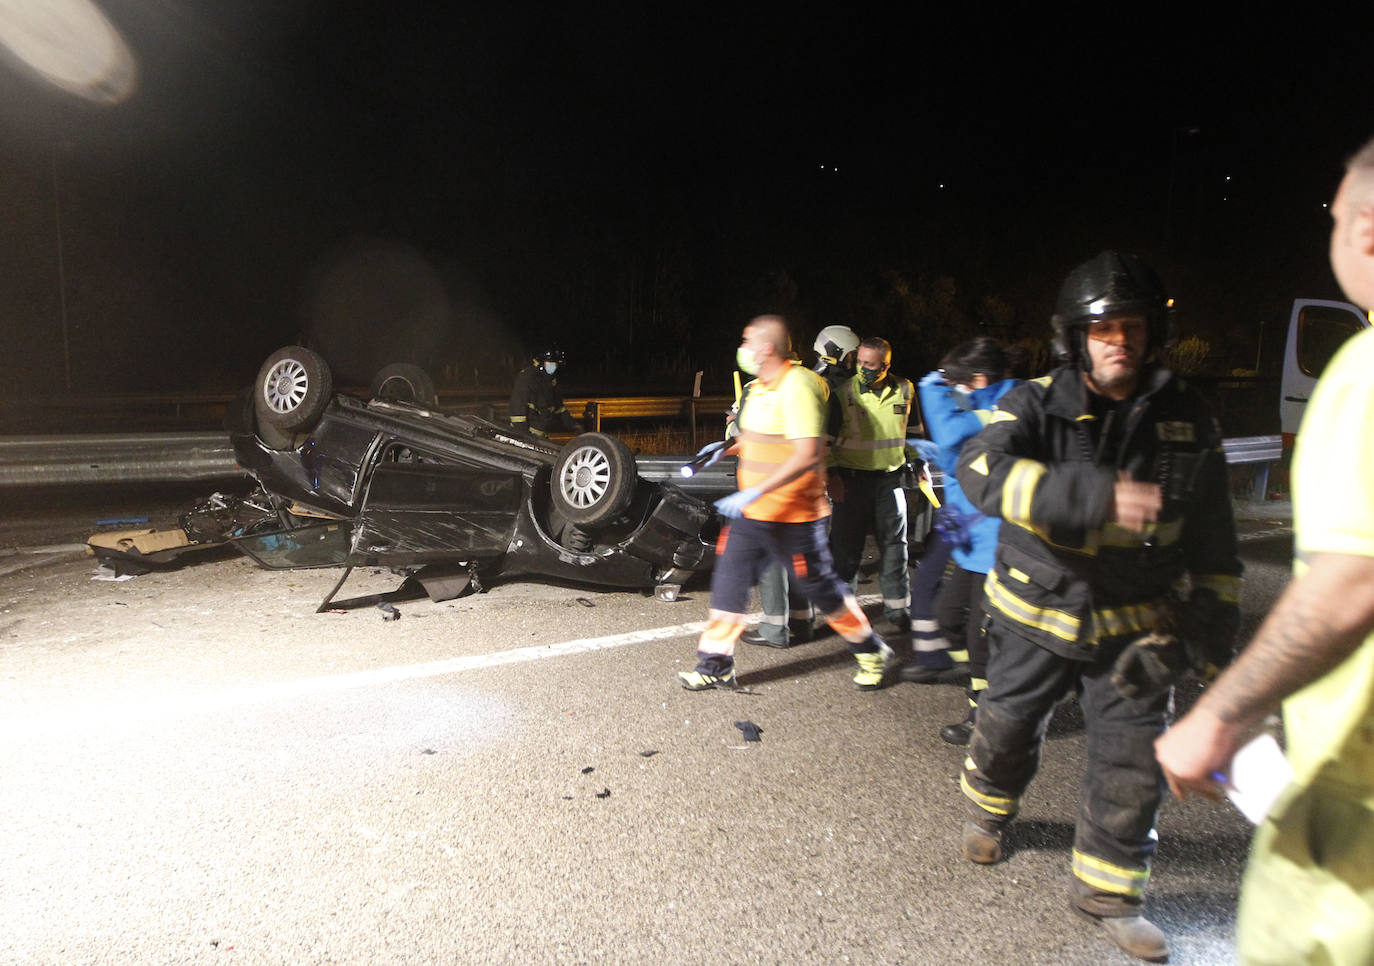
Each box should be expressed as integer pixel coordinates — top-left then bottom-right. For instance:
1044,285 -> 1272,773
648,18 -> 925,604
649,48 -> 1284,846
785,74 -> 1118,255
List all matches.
1177,588 -> 1240,682
1111,631 -> 1188,699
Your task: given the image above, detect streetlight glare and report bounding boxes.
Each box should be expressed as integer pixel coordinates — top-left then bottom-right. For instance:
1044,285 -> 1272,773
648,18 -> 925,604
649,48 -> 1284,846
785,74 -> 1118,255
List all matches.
0,0 -> 137,104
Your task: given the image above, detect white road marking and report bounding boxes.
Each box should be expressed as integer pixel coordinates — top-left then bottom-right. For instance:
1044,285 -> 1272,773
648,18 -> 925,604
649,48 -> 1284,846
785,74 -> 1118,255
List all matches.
9,593 -> 886,733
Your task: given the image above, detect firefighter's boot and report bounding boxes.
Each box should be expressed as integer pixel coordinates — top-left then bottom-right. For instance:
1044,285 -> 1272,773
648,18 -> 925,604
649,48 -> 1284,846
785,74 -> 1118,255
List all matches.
1072,904 -> 1169,962
961,821 -> 1004,864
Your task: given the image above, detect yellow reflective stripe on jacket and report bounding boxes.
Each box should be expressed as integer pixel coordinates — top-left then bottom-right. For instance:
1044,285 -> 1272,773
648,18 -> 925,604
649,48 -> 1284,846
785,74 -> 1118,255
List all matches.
1001,459 -> 1049,538
1092,600 -> 1162,639
1072,850 -> 1149,897
985,569 -> 1082,642
1099,518 -> 1183,548
988,569 -> 1166,646
1194,573 -> 1242,603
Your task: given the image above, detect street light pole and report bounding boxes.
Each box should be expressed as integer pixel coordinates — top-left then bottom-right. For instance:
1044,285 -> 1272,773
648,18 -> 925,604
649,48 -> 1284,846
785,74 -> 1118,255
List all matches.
51,142 -> 72,393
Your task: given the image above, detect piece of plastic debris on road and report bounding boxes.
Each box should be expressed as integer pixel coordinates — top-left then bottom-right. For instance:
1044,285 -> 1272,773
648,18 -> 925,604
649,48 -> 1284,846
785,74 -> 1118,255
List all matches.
576,597 -> 596,607
595,788 -> 611,798
377,601 -> 401,621
639,750 -> 659,758
581,766 -> 595,774
734,721 -> 763,742
92,566 -> 136,582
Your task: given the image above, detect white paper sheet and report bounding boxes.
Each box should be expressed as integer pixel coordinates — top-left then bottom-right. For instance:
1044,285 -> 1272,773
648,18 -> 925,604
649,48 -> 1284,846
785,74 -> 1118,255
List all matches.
1225,732 -> 1293,825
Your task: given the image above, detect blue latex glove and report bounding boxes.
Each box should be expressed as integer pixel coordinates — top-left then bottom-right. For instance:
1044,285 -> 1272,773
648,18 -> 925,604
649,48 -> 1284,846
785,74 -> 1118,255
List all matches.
919,370 -> 947,388
907,438 -> 940,463
714,487 -> 763,519
695,439 -> 730,468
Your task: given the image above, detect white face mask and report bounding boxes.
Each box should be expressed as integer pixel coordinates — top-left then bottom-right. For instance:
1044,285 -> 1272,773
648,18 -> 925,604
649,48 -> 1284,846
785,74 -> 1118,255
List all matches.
736,346 -> 761,376
544,362 -> 558,375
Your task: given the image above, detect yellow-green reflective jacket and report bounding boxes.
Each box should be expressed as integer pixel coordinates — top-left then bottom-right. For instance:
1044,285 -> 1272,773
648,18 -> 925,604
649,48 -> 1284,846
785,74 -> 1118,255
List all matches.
829,374 -> 914,472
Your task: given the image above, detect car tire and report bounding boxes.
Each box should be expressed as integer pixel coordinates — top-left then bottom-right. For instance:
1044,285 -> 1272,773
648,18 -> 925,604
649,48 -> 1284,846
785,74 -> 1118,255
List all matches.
371,363 -> 437,406
256,346 -> 332,433
551,432 -> 636,528
256,420 -> 301,451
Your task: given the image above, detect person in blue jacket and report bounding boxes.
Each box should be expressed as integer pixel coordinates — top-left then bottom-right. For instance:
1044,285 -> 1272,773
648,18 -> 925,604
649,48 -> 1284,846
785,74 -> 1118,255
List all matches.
911,337 -> 1020,745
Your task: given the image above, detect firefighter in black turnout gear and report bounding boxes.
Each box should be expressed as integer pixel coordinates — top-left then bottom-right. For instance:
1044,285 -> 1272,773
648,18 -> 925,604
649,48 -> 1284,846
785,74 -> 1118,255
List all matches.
954,252 -> 1242,963
509,347 -> 579,437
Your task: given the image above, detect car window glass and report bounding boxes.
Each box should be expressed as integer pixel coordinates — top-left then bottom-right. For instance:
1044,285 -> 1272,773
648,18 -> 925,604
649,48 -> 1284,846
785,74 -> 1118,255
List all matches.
1297,304 -> 1366,378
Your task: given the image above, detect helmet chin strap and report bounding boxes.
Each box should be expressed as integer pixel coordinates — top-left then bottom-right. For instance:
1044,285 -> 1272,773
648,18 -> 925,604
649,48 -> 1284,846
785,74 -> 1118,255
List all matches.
1075,328 -> 1097,382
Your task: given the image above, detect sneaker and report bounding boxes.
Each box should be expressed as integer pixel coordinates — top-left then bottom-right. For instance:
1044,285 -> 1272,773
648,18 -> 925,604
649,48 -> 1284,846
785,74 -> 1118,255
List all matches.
677,668 -> 738,691
899,660 -> 970,685
1071,905 -> 1170,962
740,629 -> 789,649
852,640 -> 895,690
961,821 -> 1003,864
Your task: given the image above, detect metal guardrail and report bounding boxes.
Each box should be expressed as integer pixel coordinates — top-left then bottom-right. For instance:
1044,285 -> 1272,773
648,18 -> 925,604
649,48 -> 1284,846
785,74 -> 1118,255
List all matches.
0,432 -> 1287,496
0,432 -> 246,487
1222,434 -> 1282,500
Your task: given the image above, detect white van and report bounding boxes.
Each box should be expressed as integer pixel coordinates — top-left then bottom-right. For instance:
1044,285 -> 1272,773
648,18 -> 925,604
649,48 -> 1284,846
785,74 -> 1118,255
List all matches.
1280,298 -> 1371,447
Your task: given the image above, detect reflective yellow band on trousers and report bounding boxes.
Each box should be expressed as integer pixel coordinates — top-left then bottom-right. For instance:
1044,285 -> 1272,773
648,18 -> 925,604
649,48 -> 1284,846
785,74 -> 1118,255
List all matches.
960,768 -> 1017,817
1072,849 -> 1149,897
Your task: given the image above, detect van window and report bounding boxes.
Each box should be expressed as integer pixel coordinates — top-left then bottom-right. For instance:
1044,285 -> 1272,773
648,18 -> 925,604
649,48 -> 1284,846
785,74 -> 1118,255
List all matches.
1297,304 -> 1366,378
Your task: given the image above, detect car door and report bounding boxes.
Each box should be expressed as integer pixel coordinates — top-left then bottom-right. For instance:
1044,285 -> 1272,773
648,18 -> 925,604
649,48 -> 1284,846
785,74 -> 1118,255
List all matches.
1280,298 -> 1370,442
351,441 -> 524,567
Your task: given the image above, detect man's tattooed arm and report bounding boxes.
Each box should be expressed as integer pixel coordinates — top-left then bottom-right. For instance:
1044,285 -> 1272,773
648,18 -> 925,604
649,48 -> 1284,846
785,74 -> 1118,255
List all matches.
1194,551 -> 1374,727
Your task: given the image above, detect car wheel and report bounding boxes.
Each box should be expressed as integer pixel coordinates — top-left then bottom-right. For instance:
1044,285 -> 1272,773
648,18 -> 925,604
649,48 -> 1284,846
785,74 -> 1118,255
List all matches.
256,345 -> 332,432
551,432 -> 636,527
371,363 -> 437,406
256,420 -> 301,451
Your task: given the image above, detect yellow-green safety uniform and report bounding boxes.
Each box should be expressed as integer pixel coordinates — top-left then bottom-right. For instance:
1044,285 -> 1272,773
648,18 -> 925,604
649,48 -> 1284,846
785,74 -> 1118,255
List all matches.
827,373 -> 915,622
1237,326 -> 1374,966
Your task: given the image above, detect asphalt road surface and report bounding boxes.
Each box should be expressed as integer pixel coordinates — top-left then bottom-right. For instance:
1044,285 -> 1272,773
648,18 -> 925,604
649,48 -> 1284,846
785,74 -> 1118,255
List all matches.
0,486 -> 1296,965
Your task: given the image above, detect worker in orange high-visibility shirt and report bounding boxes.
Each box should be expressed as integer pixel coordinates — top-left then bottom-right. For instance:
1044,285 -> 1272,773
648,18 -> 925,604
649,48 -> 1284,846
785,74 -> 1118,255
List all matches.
678,315 -> 894,692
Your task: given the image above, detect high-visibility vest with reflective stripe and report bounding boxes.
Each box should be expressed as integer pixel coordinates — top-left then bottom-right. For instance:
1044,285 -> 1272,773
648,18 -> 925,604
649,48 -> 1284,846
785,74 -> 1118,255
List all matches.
736,361 -> 831,523
830,375 -> 913,472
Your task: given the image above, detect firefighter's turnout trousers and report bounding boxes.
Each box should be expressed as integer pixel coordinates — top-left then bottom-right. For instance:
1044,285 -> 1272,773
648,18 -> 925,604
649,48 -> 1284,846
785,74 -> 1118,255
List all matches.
961,617 -> 1170,915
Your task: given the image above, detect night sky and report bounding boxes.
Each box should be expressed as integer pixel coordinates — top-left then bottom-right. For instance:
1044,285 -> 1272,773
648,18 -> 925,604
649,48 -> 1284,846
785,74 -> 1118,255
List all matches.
0,4 -> 1365,398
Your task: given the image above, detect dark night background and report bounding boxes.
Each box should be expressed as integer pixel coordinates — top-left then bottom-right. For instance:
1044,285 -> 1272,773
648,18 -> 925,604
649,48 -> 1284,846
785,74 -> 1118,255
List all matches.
0,4 -> 1365,402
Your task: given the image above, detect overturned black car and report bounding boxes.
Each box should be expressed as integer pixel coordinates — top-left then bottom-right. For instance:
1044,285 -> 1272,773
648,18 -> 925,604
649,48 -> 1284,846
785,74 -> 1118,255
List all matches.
99,347 -> 721,606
